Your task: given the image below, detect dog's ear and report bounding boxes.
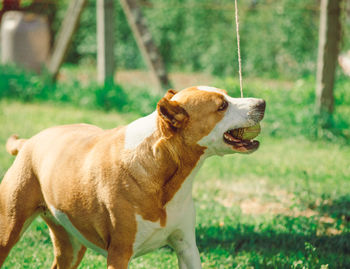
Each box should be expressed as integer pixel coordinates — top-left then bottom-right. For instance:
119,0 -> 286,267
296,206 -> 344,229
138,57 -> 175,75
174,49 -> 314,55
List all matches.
157,96 -> 188,131
163,89 -> 178,100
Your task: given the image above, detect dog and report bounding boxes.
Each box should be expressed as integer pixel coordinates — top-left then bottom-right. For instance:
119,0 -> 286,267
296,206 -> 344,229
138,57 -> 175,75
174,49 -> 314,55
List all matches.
0,86 -> 265,269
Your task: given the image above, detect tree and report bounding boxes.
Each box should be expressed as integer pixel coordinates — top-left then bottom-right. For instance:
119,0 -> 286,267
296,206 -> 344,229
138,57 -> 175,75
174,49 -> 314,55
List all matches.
315,0 -> 342,126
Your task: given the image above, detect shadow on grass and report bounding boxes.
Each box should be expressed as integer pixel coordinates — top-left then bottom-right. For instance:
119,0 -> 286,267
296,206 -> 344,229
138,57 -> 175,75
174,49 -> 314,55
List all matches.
318,195 -> 350,222
195,214 -> 350,267
197,224 -> 350,253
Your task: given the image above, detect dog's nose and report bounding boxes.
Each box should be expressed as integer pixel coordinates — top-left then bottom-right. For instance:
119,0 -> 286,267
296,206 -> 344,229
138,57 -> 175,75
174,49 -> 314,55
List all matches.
255,99 -> 266,113
250,99 -> 266,122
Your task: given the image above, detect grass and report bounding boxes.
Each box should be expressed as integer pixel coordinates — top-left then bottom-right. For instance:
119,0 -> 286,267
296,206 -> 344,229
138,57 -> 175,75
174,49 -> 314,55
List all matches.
1,73 -> 350,268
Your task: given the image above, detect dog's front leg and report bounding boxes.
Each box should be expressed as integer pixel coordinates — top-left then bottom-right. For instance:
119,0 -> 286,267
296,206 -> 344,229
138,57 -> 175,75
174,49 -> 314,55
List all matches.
169,230 -> 202,269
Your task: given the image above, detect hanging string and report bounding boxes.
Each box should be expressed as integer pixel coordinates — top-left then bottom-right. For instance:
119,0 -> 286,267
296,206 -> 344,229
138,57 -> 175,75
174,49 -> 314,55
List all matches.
234,0 -> 243,98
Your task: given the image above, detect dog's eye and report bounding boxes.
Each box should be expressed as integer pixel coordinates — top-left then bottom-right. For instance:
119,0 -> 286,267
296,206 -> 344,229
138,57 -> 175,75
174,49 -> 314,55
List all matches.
218,100 -> 228,111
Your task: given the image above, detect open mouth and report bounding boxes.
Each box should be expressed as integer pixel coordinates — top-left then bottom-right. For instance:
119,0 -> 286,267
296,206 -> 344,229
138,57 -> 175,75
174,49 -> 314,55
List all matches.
223,124 -> 261,153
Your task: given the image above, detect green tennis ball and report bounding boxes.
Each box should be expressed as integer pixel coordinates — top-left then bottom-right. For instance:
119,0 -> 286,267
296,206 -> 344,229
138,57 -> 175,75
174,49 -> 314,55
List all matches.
242,123 -> 261,140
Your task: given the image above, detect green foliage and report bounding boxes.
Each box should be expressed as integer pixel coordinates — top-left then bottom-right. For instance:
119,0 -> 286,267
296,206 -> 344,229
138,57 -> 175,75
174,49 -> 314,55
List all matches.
0,65 -> 162,115
0,65 -> 52,101
54,0 -> 338,79
240,0 -> 319,78
56,0 -> 144,68
19,0 -> 33,8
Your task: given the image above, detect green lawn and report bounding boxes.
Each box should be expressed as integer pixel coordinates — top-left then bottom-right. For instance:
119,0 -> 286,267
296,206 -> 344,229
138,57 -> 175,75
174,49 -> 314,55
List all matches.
1,92 -> 350,268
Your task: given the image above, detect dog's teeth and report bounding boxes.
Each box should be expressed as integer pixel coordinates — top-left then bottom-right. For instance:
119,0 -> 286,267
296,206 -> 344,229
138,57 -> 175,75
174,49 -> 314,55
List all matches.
224,133 -> 236,142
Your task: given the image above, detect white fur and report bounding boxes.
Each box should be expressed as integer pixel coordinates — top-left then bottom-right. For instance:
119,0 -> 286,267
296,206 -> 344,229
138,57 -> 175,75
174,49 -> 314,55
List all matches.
49,206 -> 108,257
124,111 -> 157,150
197,85 -> 221,93
132,157 -> 206,268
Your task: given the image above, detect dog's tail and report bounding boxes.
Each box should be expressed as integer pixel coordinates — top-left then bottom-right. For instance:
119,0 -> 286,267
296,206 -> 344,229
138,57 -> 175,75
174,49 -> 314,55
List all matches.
6,135 -> 27,156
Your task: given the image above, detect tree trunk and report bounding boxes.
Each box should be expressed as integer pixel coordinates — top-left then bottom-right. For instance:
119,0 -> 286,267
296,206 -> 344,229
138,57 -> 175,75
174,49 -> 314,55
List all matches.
119,0 -> 171,93
47,0 -> 87,79
97,0 -> 115,85
315,0 -> 342,122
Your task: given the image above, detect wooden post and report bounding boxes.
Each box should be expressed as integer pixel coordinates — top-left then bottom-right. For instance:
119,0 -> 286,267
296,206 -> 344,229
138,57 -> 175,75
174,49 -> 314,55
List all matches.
97,0 -> 115,85
47,0 -> 86,79
315,0 -> 342,120
119,0 -> 171,92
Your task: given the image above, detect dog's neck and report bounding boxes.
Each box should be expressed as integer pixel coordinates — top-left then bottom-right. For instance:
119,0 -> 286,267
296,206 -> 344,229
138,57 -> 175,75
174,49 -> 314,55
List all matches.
121,112 -> 206,226
125,128 -> 205,202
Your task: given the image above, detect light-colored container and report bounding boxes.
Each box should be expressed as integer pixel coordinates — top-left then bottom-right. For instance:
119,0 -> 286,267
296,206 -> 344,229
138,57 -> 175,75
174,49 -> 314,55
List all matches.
1,11 -> 50,72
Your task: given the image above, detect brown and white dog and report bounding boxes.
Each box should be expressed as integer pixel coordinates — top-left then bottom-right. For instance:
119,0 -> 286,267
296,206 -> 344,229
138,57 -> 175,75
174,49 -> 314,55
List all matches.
0,86 -> 265,269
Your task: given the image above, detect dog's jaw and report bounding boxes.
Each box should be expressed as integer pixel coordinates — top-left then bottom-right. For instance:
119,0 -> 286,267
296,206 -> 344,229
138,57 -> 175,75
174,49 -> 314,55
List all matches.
196,88 -> 265,156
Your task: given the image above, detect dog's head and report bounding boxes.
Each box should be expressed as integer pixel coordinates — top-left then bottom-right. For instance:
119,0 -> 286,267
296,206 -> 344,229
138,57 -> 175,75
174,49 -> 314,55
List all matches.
157,86 -> 265,156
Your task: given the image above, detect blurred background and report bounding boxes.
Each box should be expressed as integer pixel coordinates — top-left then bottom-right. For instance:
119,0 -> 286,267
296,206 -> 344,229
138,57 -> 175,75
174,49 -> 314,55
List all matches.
1,0 -> 350,268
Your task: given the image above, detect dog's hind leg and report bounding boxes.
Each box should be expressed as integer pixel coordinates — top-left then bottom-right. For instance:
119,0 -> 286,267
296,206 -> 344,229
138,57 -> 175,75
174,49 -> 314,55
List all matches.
42,215 -> 86,269
0,152 -> 44,267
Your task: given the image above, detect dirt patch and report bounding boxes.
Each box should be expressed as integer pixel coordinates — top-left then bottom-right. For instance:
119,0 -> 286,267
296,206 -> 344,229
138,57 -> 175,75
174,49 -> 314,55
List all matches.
59,68 -> 294,92
116,70 -> 215,90
59,68 -> 215,90
205,178 -> 340,233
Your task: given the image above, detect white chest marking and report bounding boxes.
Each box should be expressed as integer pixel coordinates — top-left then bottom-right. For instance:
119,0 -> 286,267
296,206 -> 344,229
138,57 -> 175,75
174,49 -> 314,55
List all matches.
132,156 -> 207,257
124,111 -> 157,150
49,206 -> 108,257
